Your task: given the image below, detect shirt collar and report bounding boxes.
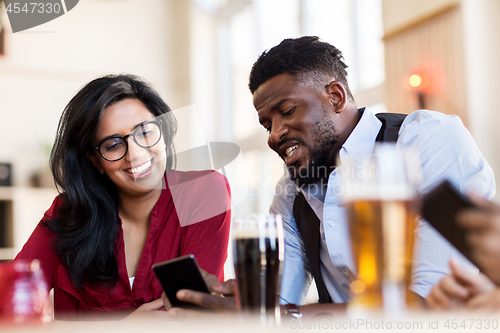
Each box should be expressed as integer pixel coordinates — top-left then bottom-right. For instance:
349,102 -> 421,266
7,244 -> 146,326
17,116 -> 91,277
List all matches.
339,107 -> 382,165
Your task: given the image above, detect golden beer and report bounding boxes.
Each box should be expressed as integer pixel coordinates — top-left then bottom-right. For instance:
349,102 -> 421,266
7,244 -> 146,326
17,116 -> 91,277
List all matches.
345,199 -> 417,309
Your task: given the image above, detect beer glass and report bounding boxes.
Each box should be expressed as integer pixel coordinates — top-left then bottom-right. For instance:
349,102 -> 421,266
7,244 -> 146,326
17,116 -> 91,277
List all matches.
232,214 -> 284,325
339,143 -> 420,313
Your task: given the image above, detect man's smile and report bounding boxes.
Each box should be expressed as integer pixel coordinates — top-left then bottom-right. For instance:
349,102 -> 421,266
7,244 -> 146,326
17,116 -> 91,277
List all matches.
285,145 -> 298,158
278,138 -> 307,166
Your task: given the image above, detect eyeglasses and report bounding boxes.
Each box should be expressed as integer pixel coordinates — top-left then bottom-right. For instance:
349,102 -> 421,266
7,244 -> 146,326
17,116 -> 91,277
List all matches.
93,119 -> 163,161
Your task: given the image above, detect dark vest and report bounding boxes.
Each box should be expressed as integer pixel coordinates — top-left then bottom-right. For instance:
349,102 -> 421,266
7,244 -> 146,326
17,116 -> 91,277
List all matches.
292,111 -> 407,303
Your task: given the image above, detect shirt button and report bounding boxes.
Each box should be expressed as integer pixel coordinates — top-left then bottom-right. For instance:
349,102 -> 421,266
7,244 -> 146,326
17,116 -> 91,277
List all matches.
344,271 -> 350,277
327,220 -> 334,227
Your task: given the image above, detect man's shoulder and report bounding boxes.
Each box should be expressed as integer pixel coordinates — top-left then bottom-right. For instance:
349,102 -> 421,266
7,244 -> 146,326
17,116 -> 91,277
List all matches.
402,110 -> 463,129
398,110 -> 494,197
398,110 -> 468,141
270,174 -> 299,214
274,174 -> 298,199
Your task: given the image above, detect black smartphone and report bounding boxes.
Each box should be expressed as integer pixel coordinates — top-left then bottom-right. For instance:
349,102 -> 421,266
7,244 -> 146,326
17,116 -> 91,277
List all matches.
152,254 -> 210,308
421,180 -> 476,263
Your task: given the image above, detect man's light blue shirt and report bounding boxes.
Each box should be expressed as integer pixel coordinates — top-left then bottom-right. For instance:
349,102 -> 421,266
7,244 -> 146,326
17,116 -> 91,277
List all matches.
271,108 -> 496,304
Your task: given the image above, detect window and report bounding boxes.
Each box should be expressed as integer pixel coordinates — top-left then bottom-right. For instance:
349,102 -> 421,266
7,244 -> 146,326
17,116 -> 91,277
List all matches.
191,0 -> 386,214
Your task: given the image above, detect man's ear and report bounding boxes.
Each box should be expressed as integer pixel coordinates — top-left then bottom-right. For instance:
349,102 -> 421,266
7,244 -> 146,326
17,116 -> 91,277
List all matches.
325,80 -> 347,113
86,151 -> 105,174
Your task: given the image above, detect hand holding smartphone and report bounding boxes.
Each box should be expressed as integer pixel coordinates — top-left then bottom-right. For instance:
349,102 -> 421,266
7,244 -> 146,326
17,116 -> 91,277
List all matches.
421,180 -> 476,264
152,254 -> 210,308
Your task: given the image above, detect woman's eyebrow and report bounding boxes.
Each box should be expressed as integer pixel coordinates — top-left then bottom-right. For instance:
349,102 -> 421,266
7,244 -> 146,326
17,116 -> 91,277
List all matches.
132,119 -> 155,130
97,120 -> 154,144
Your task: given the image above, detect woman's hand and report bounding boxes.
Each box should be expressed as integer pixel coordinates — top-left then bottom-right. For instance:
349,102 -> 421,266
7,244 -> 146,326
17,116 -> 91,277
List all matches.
126,298 -> 165,319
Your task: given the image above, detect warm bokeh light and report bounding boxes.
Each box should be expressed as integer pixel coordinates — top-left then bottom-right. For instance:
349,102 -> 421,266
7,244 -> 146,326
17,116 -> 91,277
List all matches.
350,279 -> 366,294
408,74 -> 423,88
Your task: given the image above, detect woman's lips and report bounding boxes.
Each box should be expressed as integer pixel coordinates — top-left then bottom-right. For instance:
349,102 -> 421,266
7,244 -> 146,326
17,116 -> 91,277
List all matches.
125,159 -> 154,179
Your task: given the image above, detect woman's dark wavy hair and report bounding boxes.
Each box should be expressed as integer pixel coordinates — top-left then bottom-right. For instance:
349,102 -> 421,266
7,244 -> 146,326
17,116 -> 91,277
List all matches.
248,36 -> 354,100
47,74 -> 177,290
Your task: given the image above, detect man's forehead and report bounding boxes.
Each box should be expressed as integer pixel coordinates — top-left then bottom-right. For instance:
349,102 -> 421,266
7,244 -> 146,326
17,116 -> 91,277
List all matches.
253,74 -> 303,109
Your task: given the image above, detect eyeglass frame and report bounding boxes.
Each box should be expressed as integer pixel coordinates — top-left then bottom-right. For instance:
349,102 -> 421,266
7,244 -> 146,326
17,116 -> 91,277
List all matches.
92,119 -> 163,162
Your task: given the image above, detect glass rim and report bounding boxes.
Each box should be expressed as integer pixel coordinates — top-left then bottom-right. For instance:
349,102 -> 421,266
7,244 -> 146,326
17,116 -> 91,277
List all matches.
337,143 -> 421,202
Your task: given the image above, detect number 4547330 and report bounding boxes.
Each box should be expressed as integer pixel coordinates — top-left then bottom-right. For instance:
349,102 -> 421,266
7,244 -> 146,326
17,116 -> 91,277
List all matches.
5,2 -> 62,14
444,318 -> 498,330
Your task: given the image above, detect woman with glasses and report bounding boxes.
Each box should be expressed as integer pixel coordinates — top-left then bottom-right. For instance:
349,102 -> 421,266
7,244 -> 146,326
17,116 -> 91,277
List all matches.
14,74 -> 231,319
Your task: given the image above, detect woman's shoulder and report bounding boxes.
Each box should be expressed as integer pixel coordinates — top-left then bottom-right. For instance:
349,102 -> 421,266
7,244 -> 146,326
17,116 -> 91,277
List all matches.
42,194 -> 65,222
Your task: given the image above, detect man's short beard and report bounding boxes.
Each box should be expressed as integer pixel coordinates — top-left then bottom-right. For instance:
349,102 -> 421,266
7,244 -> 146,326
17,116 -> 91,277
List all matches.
287,119 -> 340,188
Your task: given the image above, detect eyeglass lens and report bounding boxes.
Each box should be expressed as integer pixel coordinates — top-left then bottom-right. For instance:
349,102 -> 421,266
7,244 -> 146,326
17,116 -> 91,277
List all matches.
100,122 -> 161,161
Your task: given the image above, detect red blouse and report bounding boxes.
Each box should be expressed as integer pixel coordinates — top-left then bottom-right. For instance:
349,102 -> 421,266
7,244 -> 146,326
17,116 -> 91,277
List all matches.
15,170 -> 231,319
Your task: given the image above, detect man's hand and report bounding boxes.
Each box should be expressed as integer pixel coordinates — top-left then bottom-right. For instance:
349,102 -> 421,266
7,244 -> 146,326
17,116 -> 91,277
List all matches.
457,193 -> 500,284
426,260 -> 494,310
175,279 -> 237,311
294,303 -> 347,320
466,288 -> 500,311
160,269 -> 237,318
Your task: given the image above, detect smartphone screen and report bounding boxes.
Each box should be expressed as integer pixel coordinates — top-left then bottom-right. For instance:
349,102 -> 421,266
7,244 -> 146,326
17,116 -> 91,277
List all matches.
152,254 -> 210,308
421,180 -> 475,264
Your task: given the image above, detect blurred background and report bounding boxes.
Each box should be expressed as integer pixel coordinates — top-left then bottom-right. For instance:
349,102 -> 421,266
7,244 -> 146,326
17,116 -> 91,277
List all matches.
0,0 -> 499,272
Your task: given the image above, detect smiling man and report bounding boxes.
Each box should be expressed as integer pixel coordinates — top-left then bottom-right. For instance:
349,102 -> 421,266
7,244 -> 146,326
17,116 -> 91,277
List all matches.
166,36 -> 495,318
248,36 -> 495,315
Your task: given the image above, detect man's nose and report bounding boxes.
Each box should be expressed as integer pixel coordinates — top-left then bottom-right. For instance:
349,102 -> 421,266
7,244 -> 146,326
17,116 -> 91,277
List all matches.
268,123 -> 289,148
